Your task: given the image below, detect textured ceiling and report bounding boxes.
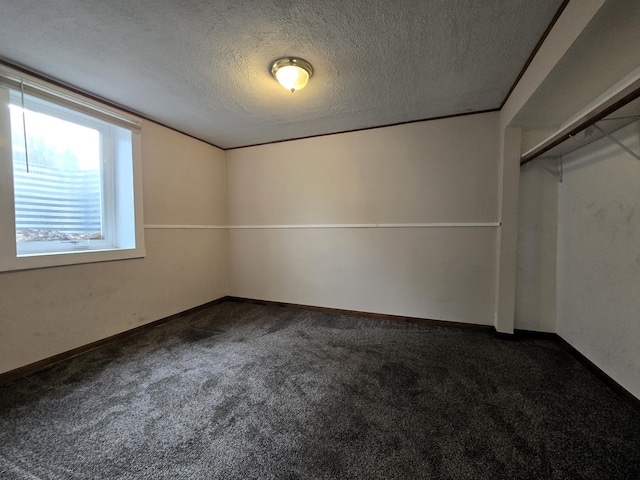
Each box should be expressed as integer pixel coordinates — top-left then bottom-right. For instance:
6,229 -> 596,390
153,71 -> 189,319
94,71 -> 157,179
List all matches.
0,0 -> 564,149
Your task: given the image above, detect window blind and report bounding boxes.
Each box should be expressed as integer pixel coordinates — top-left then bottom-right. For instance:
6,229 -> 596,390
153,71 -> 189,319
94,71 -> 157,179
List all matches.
0,69 -> 141,132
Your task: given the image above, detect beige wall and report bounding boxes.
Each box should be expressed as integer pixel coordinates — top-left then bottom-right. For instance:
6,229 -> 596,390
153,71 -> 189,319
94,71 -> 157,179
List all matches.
509,0 -> 640,397
227,112 -> 501,325
515,160 -> 557,333
557,121 -> 640,400
2,0 -> 636,388
0,121 -> 227,374
500,0 -> 605,130
1,110 -> 503,375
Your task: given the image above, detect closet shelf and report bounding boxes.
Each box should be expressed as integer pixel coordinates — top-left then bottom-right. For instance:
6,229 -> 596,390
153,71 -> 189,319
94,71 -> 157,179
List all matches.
540,110 -> 640,159
521,74 -> 640,166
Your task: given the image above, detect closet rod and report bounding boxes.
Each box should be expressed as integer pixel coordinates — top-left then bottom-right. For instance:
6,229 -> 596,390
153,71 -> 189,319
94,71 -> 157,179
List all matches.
520,86 -> 640,166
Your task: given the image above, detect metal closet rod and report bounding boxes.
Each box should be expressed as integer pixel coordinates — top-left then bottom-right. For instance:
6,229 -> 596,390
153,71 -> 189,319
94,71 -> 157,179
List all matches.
520,87 -> 640,166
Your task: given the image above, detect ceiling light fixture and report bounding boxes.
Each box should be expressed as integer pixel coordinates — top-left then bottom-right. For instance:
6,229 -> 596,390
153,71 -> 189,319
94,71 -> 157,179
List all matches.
271,57 -> 313,93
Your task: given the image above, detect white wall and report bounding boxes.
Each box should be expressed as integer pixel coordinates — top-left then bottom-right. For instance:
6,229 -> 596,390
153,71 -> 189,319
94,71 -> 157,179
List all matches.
493,127 -> 522,333
515,159 -> 558,332
557,120 -> 640,399
227,112 -> 500,325
0,121 -> 227,374
507,0 -> 640,400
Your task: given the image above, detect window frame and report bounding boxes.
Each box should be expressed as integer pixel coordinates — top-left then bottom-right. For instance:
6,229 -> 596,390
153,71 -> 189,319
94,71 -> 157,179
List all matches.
0,67 -> 145,272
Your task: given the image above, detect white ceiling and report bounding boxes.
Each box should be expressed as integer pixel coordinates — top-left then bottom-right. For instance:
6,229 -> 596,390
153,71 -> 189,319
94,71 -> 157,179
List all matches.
0,0 -> 564,149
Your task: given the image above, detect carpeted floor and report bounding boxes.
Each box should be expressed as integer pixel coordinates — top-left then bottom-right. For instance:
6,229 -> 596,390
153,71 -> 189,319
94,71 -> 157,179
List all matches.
1,300 -> 639,479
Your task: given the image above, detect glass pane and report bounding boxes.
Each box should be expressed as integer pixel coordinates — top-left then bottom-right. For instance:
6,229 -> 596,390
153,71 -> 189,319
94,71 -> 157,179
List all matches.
10,99 -> 103,251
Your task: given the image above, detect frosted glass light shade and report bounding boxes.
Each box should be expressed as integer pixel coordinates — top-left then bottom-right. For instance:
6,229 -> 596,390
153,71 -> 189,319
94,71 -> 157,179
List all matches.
271,58 -> 313,93
275,65 -> 309,92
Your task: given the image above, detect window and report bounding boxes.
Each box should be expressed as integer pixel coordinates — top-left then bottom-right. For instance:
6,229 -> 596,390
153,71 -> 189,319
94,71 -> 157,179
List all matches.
0,68 -> 145,271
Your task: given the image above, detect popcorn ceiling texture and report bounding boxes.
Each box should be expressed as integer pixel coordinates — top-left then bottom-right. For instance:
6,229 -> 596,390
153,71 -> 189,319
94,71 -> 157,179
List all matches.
0,0 -> 564,148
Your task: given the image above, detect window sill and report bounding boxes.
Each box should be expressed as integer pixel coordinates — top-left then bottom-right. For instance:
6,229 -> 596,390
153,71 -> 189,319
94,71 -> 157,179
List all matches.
0,246 -> 146,272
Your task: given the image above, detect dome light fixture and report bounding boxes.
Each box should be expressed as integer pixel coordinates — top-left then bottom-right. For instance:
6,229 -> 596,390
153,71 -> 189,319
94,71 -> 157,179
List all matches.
271,57 -> 313,93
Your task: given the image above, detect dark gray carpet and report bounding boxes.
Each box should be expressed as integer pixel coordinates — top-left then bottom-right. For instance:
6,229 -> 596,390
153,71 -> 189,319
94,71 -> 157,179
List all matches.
1,300 -> 639,479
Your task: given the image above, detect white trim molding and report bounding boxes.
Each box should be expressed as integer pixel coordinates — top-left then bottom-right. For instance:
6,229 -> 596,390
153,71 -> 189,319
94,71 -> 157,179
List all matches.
144,225 -> 227,229
145,222 -> 500,230
228,222 -> 500,229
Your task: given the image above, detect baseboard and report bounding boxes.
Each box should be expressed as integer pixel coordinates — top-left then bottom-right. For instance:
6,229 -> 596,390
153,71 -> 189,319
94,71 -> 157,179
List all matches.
555,335 -> 640,413
228,297 -> 639,411
4,295 -> 638,413
0,296 -> 229,386
226,296 -> 495,333
515,329 -> 639,411
513,329 -> 558,340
